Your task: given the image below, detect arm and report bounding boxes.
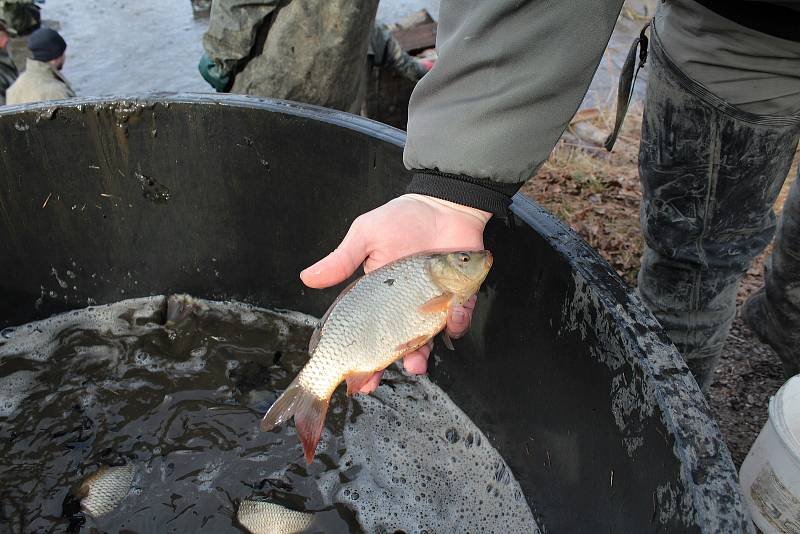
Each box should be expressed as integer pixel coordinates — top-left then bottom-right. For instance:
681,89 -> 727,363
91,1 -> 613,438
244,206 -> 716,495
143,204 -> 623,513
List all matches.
404,0 -> 625,213
304,0 -> 624,390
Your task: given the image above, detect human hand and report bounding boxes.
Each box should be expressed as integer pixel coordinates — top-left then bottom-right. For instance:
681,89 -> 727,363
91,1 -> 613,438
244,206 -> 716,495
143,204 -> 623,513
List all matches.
300,193 -> 491,393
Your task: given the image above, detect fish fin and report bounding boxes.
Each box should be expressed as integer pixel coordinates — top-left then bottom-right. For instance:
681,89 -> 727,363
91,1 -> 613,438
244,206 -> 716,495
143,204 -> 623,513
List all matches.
418,293 -> 452,314
294,394 -> 329,465
441,331 -> 455,351
395,334 -> 432,356
260,378 -> 303,432
345,371 -> 376,395
309,278 -> 359,353
259,378 -> 329,465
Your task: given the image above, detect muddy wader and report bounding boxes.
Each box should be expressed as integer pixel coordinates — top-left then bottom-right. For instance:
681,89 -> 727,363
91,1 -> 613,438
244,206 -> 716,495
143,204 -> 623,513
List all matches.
201,0 -> 378,114
631,2 -> 800,389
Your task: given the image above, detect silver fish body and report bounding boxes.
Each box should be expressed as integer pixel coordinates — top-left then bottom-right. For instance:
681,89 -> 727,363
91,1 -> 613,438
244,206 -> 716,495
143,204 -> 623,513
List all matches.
79,464 -> 135,518
261,251 -> 493,463
300,254 -> 449,399
237,500 -> 314,534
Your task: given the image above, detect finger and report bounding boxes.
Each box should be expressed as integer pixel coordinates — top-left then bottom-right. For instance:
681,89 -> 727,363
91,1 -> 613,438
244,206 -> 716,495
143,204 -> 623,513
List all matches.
446,295 -> 477,339
300,222 -> 367,289
358,371 -> 383,394
403,342 -> 432,375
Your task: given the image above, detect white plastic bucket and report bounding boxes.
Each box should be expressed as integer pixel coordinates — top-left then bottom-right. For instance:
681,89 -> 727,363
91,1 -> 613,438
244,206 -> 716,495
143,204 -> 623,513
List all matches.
739,375 -> 800,533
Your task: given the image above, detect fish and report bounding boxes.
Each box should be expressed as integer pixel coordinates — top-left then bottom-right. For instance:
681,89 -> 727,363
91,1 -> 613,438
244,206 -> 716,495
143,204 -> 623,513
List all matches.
79,464 -> 135,518
165,293 -> 207,327
237,500 -> 314,534
261,250 -> 493,463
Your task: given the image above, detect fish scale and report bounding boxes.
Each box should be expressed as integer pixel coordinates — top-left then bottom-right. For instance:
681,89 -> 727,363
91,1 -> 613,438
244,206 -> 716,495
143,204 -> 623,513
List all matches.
237,500 -> 314,534
79,464 -> 135,518
261,250 -> 493,464
299,255 -> 445,398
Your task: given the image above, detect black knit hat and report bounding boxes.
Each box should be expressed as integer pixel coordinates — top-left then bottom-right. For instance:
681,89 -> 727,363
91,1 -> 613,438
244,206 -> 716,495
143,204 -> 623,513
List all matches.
28,27 -> 66,62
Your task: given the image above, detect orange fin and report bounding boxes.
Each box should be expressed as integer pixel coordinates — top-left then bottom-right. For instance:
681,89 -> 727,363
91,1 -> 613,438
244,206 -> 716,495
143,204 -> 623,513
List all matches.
418,293 -> 453,314
395,334 -> 432,356
260,378 -> 330,465
345,372 -> 375,395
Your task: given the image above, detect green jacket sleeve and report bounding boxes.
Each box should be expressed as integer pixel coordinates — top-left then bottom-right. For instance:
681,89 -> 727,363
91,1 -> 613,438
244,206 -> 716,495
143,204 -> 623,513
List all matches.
403,0 -> 624,210
202,0 -> 279,76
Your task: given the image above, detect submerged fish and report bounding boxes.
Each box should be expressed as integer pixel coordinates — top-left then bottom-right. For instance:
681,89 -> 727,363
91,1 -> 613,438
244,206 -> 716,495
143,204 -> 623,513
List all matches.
261,250 -> 493,463
165,293 -> 207,327
79,464 -> 135,518
237,500 -> 314,534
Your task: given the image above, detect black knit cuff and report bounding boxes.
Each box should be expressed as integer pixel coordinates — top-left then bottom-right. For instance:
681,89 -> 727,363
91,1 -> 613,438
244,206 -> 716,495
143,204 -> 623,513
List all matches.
406,170 -> 523,217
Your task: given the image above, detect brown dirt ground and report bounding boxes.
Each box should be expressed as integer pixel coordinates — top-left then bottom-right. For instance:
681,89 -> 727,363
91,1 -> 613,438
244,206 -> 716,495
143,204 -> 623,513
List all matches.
521,106 -> 798,467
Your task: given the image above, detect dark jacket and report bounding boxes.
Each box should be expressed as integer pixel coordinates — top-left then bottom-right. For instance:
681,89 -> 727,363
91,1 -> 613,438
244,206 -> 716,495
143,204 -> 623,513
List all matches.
0,47 -> 18,105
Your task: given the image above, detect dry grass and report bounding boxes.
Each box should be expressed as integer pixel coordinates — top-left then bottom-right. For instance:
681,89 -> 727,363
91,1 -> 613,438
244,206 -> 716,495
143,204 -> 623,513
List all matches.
522,106 -> 800,287
522,106 -> 645,284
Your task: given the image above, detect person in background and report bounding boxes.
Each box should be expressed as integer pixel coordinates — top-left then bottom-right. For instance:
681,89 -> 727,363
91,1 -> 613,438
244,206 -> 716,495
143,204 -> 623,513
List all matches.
0,17 -> 18,104
6,26 -> 75,105
368,22 -> 432,85
199,0 -> 379,114
0,0 -> 39,36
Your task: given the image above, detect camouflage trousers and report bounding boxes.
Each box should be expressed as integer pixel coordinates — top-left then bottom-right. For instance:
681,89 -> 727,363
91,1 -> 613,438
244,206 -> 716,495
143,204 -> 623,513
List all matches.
637,16 -> 800,390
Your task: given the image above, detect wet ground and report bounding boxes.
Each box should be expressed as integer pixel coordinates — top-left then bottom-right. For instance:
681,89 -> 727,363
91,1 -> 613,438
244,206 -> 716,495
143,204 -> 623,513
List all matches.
0,296 -> 537,533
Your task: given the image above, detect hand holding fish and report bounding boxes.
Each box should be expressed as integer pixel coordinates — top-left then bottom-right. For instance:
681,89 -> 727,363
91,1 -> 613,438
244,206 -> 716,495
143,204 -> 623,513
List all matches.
300,193 -> 491,392
260,194 -> 493,464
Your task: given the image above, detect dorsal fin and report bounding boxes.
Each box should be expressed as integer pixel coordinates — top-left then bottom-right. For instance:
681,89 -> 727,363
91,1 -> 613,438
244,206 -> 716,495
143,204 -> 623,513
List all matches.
308,278 -> 359,353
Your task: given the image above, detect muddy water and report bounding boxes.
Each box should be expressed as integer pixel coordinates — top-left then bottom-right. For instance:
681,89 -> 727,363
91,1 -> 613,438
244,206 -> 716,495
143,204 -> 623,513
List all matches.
35,0 -> 648,109
0,296 -> 538,533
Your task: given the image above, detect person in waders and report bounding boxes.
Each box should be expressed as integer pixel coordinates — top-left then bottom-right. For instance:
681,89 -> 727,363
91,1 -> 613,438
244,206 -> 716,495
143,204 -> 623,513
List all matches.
300,1 -> 800,393
0,17 -> 18,104
198,1 -> 431,114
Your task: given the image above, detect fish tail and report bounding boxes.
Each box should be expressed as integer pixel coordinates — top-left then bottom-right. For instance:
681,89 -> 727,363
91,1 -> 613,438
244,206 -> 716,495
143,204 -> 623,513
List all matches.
260,378 -> 329,465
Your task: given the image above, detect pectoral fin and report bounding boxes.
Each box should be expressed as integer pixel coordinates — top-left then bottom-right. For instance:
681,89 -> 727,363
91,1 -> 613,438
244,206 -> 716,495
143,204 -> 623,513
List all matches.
418,293 -> 452,314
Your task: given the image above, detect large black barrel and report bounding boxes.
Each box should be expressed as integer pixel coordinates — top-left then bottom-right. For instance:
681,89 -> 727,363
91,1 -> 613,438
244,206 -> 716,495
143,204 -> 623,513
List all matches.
0,95 -> 751,532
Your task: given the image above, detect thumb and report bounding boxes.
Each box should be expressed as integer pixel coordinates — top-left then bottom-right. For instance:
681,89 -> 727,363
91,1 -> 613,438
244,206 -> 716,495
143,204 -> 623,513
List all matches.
300,229 -> 367,289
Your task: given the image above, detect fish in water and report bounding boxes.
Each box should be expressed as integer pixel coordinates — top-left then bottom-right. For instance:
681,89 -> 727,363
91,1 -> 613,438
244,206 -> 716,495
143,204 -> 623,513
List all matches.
261,250 -> 493,463
237,500 -> 314,534
165,293 -> 207,327
79,464 -> 135,518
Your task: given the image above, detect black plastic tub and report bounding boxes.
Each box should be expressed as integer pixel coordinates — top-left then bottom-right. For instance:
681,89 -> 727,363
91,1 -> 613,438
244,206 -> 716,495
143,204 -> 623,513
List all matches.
0,95 -> 752,532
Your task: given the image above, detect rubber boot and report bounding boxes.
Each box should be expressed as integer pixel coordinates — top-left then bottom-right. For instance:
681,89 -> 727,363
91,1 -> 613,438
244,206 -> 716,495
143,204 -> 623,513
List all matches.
637,29 -> 800,390
743,173 -> 800,377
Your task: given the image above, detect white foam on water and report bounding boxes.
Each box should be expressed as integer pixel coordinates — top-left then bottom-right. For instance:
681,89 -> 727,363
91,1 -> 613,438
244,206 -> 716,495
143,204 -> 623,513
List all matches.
0,370 -> 36,417
0,296 -> 539,533
0,296 -> 166,363
319,372 -> 540,534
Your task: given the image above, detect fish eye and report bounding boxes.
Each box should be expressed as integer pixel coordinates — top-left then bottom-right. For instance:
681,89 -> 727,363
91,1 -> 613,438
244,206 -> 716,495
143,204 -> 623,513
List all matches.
458,253 -> 470,263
